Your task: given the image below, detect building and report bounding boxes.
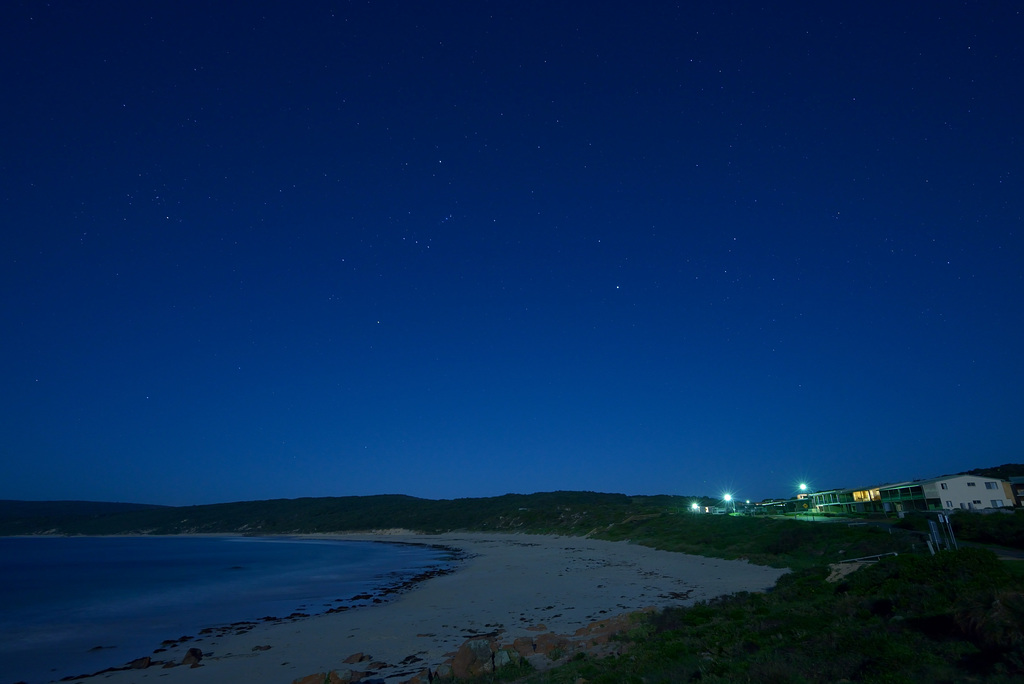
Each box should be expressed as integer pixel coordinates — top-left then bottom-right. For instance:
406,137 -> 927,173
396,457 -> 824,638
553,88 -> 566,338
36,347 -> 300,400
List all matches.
809,486 -> 884,514
877,475 -> 1011,512
1009,477 -> 1024,507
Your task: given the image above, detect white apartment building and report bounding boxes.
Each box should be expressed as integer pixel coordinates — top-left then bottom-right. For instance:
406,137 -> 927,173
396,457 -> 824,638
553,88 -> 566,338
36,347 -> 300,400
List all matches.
878,474 -> 1012,512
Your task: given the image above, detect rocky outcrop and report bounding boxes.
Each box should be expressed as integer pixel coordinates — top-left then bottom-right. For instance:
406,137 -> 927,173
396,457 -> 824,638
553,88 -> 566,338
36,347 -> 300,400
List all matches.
437,609 -> 647,678
292,671 -> 355,684
291,609 -> 651,683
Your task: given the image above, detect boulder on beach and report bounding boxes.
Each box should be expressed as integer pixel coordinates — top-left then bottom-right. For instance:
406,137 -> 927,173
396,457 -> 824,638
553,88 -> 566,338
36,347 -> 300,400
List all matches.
128,656 -> 151,669
451,637 -> 496,678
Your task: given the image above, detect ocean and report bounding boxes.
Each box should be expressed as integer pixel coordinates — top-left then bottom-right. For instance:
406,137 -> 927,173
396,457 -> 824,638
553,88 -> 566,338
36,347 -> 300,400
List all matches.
0,536 -> 454,684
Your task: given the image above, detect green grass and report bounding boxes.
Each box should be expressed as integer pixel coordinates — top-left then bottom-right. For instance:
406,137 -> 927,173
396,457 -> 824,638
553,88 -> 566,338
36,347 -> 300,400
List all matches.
1003,559 -> 1024,578
592,511 -> 919,570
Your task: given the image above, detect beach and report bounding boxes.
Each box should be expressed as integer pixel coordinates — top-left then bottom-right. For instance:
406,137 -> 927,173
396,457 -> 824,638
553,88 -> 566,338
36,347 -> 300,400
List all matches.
71,532 -> 788,683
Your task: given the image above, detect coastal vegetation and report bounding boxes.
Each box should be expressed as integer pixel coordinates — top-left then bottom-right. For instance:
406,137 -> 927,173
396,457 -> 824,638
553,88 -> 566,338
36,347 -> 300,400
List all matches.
501,509 -> 1024,683
501,548 -> 1024,684
4,493 -> 1024,681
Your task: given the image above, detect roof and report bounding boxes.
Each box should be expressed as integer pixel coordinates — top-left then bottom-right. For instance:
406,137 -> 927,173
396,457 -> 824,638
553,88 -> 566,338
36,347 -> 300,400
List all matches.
877,473 -> 1004,489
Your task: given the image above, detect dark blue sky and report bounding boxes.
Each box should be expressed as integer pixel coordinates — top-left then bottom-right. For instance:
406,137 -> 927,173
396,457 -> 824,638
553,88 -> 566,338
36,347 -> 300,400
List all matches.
2,2 -> 1021,506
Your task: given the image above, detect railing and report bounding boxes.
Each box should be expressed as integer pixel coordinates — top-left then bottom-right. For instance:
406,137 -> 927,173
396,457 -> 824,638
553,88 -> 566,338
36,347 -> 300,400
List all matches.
880,489 -> 925,500
837,552 -> 899,564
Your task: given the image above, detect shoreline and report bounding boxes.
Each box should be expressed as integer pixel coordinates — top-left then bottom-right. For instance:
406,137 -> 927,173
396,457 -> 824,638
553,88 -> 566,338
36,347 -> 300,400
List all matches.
3,534 -> 454,684
64,532 -> 789,684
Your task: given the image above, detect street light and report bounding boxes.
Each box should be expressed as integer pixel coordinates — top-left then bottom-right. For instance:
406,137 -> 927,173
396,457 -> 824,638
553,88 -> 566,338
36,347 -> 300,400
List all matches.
723,493 -> 733,513
798,483 -> 815,519
690,502 -> 700,513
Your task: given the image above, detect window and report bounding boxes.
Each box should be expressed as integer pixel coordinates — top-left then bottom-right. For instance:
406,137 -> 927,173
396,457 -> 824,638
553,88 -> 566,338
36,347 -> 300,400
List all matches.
985,482 -> 999,490
945,500 -> 953,508
967,482 -> 976,487
991,500 -> 1004,508
940,483 -> 948,490
973,500 -> 982,505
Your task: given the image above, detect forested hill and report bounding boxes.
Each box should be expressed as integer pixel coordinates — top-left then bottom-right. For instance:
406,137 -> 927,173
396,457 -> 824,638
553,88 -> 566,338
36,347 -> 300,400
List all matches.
0,491 -> 694,536
966,463 -> 1024,481
0,499 -> 168,533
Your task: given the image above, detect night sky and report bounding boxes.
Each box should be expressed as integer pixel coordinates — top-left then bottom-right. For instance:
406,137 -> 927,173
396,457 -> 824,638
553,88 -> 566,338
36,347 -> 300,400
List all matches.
2,2 -> 1021,506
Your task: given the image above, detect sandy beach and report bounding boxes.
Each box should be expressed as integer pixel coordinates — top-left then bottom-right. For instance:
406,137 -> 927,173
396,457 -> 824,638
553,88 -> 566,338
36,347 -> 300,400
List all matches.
71,532 -> 787,684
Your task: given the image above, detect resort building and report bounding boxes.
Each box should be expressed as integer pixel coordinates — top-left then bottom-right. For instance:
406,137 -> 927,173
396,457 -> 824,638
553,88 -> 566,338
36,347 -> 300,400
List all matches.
877,475 -> 1012,512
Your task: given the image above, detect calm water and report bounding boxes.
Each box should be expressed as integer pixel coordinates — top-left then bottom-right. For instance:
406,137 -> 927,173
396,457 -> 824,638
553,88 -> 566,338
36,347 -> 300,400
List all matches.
0,536 -> 453,684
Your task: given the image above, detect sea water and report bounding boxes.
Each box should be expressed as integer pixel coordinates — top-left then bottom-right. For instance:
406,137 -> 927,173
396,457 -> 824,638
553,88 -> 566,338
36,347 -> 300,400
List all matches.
0,536 -> 453,684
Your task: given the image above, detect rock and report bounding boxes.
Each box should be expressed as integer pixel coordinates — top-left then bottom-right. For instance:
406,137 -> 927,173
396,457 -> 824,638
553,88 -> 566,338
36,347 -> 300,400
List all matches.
343,652 -> 372,664
252,644 -> 272,651
293,674 -> 326,684
128,656 -> 151,669
451,637 -> 496,678
398,671 -> 431,684
533,632 -> 570,656
292,672 -> 349,684
511,636 -> 535,657
494,648 -> 517,669
182,647 -> 204,666
573,614 -> 634,646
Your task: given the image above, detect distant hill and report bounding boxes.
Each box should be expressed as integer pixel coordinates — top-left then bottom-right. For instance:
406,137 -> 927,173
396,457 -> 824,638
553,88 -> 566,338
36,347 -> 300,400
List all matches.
966,463 -> 1024,480
0,491 -> 703,536
0,500 -> 167,517
0,500 -> 169,535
